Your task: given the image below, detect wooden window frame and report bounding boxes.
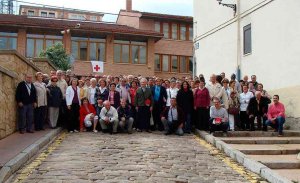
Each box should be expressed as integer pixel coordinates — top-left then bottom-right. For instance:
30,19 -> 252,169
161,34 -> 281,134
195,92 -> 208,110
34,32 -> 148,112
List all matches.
0,32 -> 17,50
113,41 -> 147,65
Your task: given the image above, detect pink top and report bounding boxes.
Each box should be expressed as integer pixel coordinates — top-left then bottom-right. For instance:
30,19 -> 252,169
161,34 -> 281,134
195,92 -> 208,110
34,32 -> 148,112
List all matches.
267,102 -> 285,120
109,91 -> 115,105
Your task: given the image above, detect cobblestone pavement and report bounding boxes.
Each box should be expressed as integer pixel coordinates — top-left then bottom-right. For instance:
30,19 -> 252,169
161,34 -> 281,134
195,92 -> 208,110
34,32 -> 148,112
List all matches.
10,132 -> 253,183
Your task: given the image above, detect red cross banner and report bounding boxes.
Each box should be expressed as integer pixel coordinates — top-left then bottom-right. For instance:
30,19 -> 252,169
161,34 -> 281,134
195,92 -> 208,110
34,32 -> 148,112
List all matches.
91,61 -> 104,73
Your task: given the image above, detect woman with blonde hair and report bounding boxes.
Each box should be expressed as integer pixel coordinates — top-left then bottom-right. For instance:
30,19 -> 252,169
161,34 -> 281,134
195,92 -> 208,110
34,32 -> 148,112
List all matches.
33,72 -> 47,131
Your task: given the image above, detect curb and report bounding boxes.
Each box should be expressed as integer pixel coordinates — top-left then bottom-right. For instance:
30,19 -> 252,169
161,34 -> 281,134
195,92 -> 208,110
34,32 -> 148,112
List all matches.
0,128 -> 62,183
195,129 -> 292,183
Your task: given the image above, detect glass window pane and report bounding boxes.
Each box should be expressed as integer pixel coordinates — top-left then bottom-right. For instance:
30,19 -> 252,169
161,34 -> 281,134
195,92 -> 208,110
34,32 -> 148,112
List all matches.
244,24 -> 252,54
114,40 -> 130,44
26,39 -> 34,57
172,24 -> 178,40
89,38 -> 105,42
0,32 -> 17,36
162,55 -> 169,72
35,39 -> 43,57
71,41 -> 78,60
54,40 -> 62,44
45,35 -> 62,39
99,43 -> 105,61
180,56 -> 187,73
180,24 -> 187,40
9,38 -> 17,49
114,44 -> 121,63
41,12 -> 47,17
155,54 -> 160,71
163,23 -> 169,39
46,40 -> 53,48
27,34 -> 44,38
122,45 -> 129,63
48,13 -> 55,18
139,46 -> 146,64
189,26 -> 193,41
90,42 -> 97,60
131,45 -> 139,64
171,56 -> 178,72
0,37 -> 7,49
155,22 -> 160,32
80,42 -> 88,60
189,57 -> 193,73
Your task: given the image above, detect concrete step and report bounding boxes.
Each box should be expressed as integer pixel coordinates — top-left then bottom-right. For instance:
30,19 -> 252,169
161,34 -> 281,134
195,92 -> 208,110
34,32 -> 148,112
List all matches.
229,144 -> 300,155
219,137 -> 300,144
213,131 -> 300,137
248,154 -> 300,169
273,169 -> 300,182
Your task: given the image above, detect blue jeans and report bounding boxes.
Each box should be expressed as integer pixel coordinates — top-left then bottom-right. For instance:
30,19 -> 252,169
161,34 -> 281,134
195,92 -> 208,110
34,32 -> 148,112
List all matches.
265,116 -> 285,134
184,113 -> 192,133
162,119 -> 184,136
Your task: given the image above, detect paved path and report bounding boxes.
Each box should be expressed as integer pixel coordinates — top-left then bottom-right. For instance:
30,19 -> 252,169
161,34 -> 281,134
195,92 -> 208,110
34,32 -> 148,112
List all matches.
11,132 -> 251,183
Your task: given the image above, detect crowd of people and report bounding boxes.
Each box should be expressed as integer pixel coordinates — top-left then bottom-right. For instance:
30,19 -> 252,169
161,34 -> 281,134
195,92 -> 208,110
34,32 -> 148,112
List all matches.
15,70 -> 287,136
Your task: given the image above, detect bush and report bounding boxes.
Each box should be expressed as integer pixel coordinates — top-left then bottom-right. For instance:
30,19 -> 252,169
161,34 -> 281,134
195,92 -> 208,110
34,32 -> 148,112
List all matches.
39,42 -> 71,71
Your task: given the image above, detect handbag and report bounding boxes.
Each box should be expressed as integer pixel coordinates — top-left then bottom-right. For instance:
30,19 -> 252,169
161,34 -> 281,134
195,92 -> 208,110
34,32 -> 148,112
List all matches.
228,107 -> 239,115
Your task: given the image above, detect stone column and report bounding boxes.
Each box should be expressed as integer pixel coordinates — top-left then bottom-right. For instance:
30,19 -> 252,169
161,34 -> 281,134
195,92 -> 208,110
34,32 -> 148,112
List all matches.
147,38 -> 155,76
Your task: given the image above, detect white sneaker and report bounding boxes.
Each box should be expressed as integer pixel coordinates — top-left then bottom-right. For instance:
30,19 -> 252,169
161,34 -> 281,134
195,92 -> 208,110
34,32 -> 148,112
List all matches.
93,130 -> 98,133
69,131 -> 74,133
74,130 -> 79,133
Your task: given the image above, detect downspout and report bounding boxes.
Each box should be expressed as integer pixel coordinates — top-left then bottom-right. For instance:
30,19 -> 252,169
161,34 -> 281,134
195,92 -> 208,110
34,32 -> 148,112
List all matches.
236,0 -> 241,80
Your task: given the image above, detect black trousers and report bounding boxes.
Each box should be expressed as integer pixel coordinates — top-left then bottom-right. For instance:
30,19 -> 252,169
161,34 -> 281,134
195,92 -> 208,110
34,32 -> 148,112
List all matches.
195,107 -> 210,131
152,102 -> 164,131
58,99 -> 67,128
34,106 -> 46,130
137,106 -> 150,130
209,118 -> 229,133
240,111 -> 249,130
249,114 -> 267,130
68,103 -> 80,132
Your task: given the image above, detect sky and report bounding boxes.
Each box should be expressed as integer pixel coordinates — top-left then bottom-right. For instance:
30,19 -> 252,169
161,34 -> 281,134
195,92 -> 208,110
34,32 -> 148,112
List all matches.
15,0 -> 193,22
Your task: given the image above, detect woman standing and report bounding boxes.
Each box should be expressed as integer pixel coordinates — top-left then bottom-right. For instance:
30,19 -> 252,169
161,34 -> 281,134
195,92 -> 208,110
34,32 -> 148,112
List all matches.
228,90 -> 240,131
33,72 -> 47,131
95,79 -> 109,102
194,79 -> 210,130
108,83 -> 121,109
239,85 -> 254,130
87,78 -> 97,107
129,81 -> 138,125
78,80 -> 87,100
176,81 -> 194,133
47,76 -> 63,129
66,78 -> 81,133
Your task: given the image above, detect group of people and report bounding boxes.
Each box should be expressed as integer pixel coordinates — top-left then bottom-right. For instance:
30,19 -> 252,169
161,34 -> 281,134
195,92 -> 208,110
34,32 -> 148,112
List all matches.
15,70 -> 286,136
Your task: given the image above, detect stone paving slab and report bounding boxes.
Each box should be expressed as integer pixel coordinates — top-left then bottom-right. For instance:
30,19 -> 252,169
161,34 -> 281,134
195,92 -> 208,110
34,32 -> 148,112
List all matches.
229,144 -> 300,155
248,154 -> 300,169
10,132 -> 249,183
274,169 -> 300,182
219,137 -> 300,144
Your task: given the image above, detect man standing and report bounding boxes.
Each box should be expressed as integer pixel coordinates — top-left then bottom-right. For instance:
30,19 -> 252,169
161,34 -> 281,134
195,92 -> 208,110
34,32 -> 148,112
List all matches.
209,97 -> 229,133
151,78 -> 167,131
251,75 -> 258,89
117,78 -> 131,104
265,95 -> 286,136
247,91 -> 271,131
161,98 -> 184,136
16,74 -> 37,134
134,78 -> 153,132
99,101 -> 119,134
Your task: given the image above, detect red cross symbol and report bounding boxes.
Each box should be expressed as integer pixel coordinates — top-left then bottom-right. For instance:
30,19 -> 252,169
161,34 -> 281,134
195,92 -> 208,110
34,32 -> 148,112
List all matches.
94,65 -> 100,72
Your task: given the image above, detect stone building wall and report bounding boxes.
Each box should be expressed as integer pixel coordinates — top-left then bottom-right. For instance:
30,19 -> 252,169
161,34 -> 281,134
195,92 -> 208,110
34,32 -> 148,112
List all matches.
33,58 -> 57,75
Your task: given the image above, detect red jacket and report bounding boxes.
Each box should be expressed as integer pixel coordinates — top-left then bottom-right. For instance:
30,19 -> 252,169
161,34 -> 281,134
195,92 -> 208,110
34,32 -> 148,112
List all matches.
79,104 -> 96,129
194,87 -> 210,108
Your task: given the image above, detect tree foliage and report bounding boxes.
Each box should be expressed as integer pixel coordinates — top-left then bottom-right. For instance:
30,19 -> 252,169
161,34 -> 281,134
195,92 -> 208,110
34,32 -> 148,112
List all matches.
39,42 -> 71,71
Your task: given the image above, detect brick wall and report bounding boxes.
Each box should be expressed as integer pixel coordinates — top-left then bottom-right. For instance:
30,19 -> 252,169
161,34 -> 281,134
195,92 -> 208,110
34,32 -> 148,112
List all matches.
154,39 -> 193,56
117,11 -> 141,29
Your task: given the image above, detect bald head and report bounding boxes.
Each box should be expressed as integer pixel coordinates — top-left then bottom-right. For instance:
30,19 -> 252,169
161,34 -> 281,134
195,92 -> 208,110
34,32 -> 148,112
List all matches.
103,100 -> 111,110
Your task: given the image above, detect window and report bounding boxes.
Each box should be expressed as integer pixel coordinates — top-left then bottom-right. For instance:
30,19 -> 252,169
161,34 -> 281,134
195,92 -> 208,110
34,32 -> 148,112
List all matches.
244,24 -> 252,55
90,16 -> 97,21
180,24 -> 187,40
189,57 -> 193,74
162,55 -> 169,72
114,40 -> 147,64
41,12 -> 47,17
180,56 -> 188,73
188,26 -> 193,41
171,56 -> 178,72
154,54 -> 161,71
163,23 -> 169,39
26,34 -> 63,57
48,12 -> 55,18
69,14 -> 86,20
71,37 -> 106,61
27,10 -> 34,16
0,32 -> 17,50
155,22 -> 160,32
172,23 -> 178,40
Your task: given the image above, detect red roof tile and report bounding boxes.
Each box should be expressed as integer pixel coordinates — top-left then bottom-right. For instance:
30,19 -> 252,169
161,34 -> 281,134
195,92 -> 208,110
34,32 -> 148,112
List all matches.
0,14 -> 163,38
141,12 -> 193,23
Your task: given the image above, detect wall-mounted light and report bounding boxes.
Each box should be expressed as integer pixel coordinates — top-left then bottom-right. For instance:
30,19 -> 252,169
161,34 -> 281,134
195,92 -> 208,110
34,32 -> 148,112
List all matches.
216,0 -> 237,15
60,29 -> 70,35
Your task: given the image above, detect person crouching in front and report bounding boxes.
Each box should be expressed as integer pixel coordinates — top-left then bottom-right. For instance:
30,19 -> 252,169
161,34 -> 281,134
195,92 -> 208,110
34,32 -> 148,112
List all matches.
99,101 -> 119,134
117,99 -> 134,134
209,97 -> 229,134
79,97 -> 99,133
161,98 -> 184,136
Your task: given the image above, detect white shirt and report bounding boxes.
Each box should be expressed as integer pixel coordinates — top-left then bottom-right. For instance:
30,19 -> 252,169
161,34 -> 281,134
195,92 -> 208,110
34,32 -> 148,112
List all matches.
88,87 -> 96,105
100,106 -> 118,122
239,91 -> 254,111
168,107 -> 178,122
166,87 -> 179,106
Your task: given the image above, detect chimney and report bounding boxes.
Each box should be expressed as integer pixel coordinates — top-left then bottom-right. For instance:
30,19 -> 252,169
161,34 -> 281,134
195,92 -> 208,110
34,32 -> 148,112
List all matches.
126,0 -> 132,11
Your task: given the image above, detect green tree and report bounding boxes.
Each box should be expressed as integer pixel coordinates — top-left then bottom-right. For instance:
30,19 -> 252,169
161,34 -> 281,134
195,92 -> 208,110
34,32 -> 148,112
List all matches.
39,42 -> 71,71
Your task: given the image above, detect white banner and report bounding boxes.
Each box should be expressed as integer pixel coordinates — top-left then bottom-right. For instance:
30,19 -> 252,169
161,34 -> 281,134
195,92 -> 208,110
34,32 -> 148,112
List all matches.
91,61 -> 104,73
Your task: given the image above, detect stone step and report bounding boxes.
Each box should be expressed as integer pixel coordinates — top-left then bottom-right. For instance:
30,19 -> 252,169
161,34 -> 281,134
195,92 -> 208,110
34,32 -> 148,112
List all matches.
219,137 -> 300,144
213,131 -> 300,137
248,154 -> 300,169
229,144 -> 300,155
273,169 -> 300,182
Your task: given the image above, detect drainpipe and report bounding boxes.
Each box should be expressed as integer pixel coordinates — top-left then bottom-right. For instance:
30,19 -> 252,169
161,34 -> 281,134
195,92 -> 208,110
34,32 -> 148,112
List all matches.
236,0 -> 241,80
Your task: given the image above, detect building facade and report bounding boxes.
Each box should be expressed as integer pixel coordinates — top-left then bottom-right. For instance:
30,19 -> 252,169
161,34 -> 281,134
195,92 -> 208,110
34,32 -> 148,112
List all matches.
193,0 -> 300,127
0,0 -> 193,79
